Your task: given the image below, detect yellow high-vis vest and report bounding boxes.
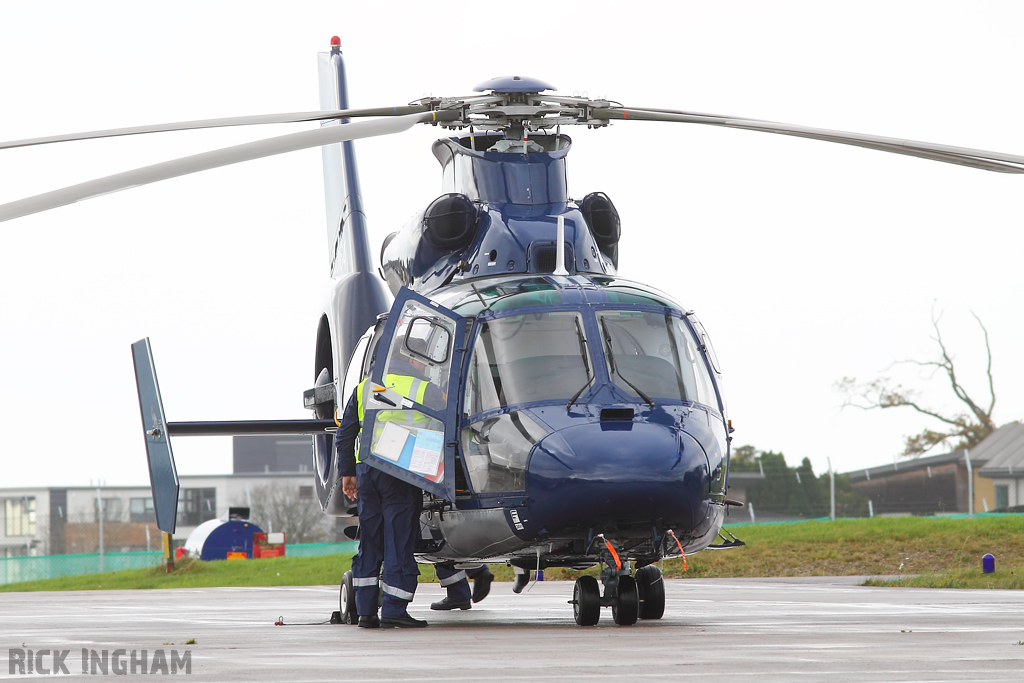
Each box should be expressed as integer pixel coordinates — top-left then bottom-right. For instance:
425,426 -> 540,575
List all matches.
355,374 -> 431,463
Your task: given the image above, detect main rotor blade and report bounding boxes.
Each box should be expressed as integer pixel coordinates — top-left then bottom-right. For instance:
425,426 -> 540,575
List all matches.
592,107 -> 1024,174
0,110 -> 458,222
0,105 -> 430,151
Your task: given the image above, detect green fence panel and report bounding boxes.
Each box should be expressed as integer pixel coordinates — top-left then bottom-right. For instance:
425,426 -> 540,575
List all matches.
0,551 -> 163,585
0,542 -> 356,585
285,542 -> 357,557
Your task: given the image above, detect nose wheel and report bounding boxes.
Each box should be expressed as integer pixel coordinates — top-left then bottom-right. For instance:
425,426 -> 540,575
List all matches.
339,570 -> 358,624
569,536 -> 648,626
635,564 -> 665,620
611,574 -> 639,625
572,576 -> 601,626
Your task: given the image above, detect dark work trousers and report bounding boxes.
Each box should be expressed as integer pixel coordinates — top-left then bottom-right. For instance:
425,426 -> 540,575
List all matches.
435,565 -> 488,603
350,464 -> 423,619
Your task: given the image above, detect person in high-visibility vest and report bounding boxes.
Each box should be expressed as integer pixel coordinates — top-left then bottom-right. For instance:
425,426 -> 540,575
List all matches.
335,354 -> 443,629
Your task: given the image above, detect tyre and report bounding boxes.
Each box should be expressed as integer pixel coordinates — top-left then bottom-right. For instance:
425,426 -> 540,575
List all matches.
573,576 -> 601,626
340,570 -> 358,625
612,574 -> 639,626
636,564 -> 665,620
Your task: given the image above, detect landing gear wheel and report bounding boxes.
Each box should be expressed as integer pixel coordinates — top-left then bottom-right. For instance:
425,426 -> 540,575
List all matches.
636,565 -> 665,620
612,574 -> 639,625
573,576 -> 601,626
340,570 -> 358,625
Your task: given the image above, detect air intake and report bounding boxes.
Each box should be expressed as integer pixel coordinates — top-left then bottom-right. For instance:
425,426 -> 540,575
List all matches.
422,193 -> 478,250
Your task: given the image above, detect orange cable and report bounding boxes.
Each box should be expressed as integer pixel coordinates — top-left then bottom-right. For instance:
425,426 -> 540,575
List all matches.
604,539 -> 622,571
667,529 -> 687,572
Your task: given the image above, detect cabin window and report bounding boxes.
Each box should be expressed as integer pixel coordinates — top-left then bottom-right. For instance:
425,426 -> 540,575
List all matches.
595,311 -> 717,407
463,311 -> 592,414
343,335 -> 371,401
381,299 -> 456,411
461,412 -> 548,493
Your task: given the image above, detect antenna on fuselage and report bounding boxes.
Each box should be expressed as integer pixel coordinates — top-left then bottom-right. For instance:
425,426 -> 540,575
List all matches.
553,215 -> 569,276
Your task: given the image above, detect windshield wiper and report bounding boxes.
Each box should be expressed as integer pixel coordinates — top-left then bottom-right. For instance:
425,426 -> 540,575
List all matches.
600,318 -> 655,409
567,317 -> 593,410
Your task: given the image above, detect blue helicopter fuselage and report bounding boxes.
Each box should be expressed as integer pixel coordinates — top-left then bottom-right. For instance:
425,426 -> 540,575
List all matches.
365,132 -> 732,565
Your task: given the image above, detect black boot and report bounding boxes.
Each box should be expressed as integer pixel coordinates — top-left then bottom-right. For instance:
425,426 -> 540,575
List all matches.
357,614 -> 380,629
512,569 -> 531,594
380,612 -> 428,628
472,567 -> 494,603
431,596 -> 471,611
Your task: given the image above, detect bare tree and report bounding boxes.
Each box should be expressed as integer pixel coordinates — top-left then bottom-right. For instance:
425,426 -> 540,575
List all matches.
836,308 -> 997,458
240,484 -> 330,544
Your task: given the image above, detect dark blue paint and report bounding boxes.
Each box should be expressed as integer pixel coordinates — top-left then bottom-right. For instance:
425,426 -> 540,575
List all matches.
381,134 -> 613,295
368,130 -> 732,564
198,521 -> 262,561
522,423 -> 709,540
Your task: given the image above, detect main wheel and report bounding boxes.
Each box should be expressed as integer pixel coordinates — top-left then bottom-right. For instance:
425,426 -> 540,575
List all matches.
612,574 -> 639,626
573,576 -> 601,626
340,570 -> 358,625
636,565 -> 665,620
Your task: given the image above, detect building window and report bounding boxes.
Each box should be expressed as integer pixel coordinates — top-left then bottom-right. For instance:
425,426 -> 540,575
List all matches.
177,488 -> 217,527
5,498 -> 36,536
94,498 -> 123,523
129,497 -> 156,523
299,486 -> 313,500
995,485 -> 1009,510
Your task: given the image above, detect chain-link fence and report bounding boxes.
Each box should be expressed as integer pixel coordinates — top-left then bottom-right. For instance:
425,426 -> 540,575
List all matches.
0,537 -> 356,585
0,493 -> 356,586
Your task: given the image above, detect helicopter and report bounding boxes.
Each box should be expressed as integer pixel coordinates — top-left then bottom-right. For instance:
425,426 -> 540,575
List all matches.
3,38 -> 1023,628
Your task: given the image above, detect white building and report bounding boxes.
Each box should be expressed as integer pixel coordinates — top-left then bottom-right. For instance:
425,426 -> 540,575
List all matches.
1,470 -> 324,557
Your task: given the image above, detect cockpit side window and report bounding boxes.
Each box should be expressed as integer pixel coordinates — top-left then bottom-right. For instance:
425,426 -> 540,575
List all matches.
677,321 -> 716,407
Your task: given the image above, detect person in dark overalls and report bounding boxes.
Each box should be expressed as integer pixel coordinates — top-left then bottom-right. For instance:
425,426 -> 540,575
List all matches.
431,564 -> 494,610
336,359 -> 439,629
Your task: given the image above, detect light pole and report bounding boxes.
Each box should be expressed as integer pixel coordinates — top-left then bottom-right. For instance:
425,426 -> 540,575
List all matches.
827,458 -> 836,521
965,448 -> 974,518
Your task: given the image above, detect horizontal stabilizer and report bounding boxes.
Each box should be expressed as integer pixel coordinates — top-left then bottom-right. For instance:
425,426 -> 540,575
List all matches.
168,419 -> 337,436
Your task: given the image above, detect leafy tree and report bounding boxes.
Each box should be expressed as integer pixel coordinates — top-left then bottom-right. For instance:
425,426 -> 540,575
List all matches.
837,308 -> 997,458
746,450 -> 867,518
729,444 -> 761,472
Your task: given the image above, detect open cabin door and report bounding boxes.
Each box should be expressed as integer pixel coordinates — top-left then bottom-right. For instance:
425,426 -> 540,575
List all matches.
358,288 -> 466,501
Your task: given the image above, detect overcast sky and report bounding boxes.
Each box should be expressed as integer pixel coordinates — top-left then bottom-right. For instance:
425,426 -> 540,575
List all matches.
1,1 -> 1022,488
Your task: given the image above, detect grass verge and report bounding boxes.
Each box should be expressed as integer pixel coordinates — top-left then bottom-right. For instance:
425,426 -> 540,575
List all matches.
864,566 -> 1024,589
2,515 -> 1020,591
0,554 -> 354,592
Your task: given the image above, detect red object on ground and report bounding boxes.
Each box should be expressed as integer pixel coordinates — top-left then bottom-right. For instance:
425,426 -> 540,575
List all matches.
253,532 -> 286,559
175,547 -> 187,559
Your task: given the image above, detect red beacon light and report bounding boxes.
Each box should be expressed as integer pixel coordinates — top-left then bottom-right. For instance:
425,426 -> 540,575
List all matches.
330,36 -> 341,48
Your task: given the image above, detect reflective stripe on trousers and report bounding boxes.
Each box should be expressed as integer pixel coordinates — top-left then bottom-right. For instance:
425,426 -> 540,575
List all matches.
381,581 -> 415,601
438,570 -> 467,587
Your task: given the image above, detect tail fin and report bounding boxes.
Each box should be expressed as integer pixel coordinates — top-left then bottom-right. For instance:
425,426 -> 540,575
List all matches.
318,41 -> 373,276
316,39 -> 392,377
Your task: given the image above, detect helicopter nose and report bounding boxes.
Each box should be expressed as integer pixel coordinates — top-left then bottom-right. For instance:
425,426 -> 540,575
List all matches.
525,422 -> 709,534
